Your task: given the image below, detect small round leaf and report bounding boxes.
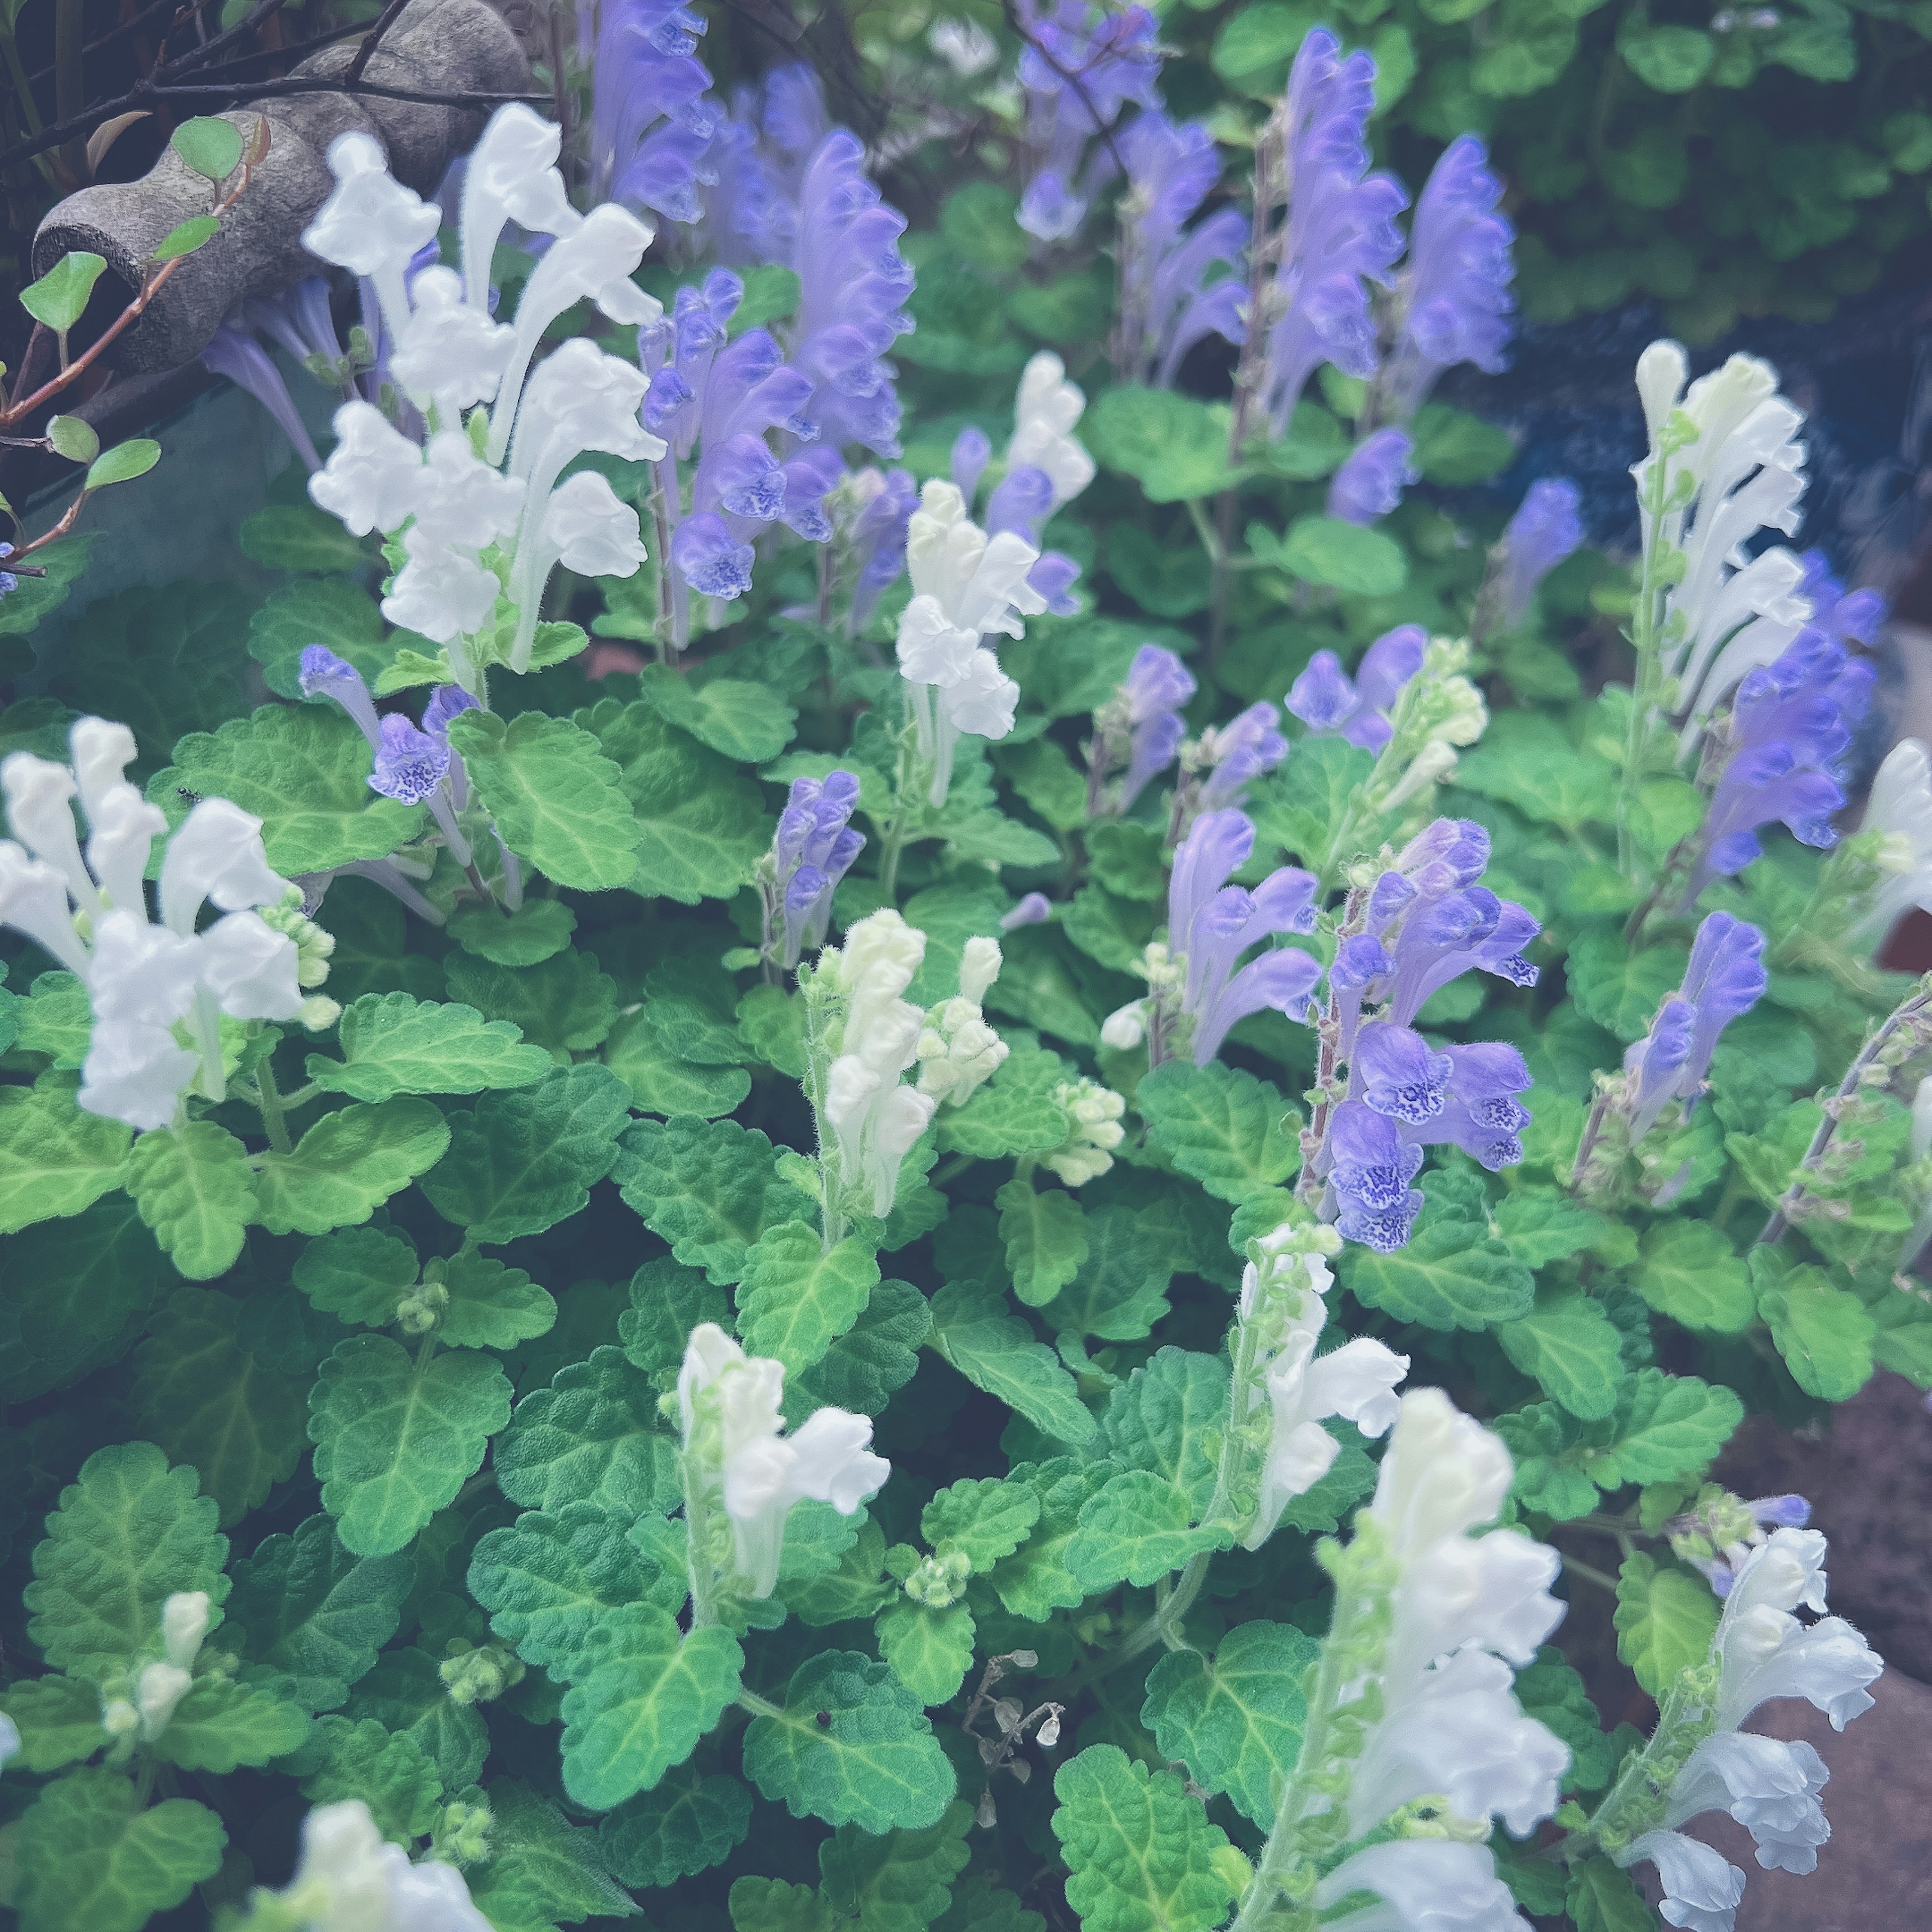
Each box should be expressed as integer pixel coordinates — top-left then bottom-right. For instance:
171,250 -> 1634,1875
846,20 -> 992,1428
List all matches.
86,439 -> 162,490
150,216 -> 220,263
19,252 -> 107,335
46,415 -> 100,465
171,117 -> 244,182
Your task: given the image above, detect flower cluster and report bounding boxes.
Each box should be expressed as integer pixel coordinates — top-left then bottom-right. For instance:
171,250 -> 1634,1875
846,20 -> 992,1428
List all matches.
1286,624 -> 1427,753
1182,700 -> 1289,820
587,0 -> 717,223
0,720 -> 327,1131
763,771 -> 866,969
1086,642 -> 1196,815
677,1323 -> 890,1603
1041,1077 -> 1127,1185
303,109 -> 661,683
248,1797 -> 490,1930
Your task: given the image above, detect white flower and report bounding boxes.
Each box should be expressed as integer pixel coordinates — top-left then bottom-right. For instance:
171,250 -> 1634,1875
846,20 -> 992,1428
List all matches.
542,470 -> 649,579
158,797 -> 289,936
280,1799 -> 492,1932
915,940 -> 1009,1108
408,430 -> 526,552
1617,1829 -> 1746,1932
1313,1839 -> 1531,1932
488,204 -> 661,462
900,480 -> 1044,657
1042,1078 -> 1125,1186
1852,737 -> 1932,945
1665,1730 -> 1830,1875
68,716 -> 137,822
77,1017 -> 201,1132
86,784 -> 167,917
310,400 -> 427,537
941,648 -> 1022,740
134,1661 -> 193,1740
382,534 -> 504,645
959,936 -> 1002,1003
301,131 -> 441,338
199,912 -> 303,1021
928,16 -> 999,75
0,842 -> 90,976
389,267 -> 516,415
0,1711 -> 19,1770
678,1323 -> 889,1599
1099,1000 -> 1148,1050
1007,351 -> 1096,508
3,750 -> 97,912
162,1590 -> 211,1670
1635,339 -> 1691,445
457,102 -> 582,315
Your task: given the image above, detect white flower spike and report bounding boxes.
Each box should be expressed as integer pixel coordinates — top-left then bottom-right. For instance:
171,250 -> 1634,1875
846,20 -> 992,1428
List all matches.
301,131 -> 441,339
1007,350 -> 1096,508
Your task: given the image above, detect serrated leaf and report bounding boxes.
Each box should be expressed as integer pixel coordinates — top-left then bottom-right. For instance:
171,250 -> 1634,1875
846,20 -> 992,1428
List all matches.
1268,514 -> 1407,595
437,1252 -> 556,1350
998,1178 -> 1090,1307
620,1254 -> 733,1386
743,1650 -> 956,1832
227,1512 -> 412,1712
608,1009 -> 754,1117
25,1441 -> 228,1680
779,1517 -> 894,1627
1492,1188 -> 1615,1267
1634,1222 -> 1754,1334
496,1347 -> 678,1518
988,1457 -> 1116,1621
1338,1180 -> 1535,1331
935,1048 -> 1073,1159
249,578 -> 393,698
153,1674 -> 311,1771
1588,1371 -> 1742,1491
1498,1287 -> 1627,1421
791,1276 -> 932,1419
1141,1622 -> 1316,1826
447,895 -> 578,967
470,1502 -> 657,1682
640,664 -> 798,762
1,1674 -> 107,1771
421,1065 -> 632,1244
443,948 -> 620,1057
0,1076 -> 130,1232
470,1777 -> 644,1926
559,1605 -> 744,1809
616,1115 -> 816,1285
1052,1745 -> 1237,1932
820,1799 -> 974,1932
1566,1856 -> 1660,1932
294,1224 -> 419,1327
1042,1200 -> 1180,1343
922,1476 -> 1042,1570
148,702 -> 424,874
256,1095 -> 449,1238
15,1771 -> 225,1932
1103,1347 -> 1228,1510
1567,933 -> 1689,1043
1756,1257 -> 1875,1400
1137,1060 -> 1299,1202
1065,1469 -> 1231,1589
1614,1552 -> 1719,1697
876,1597 -> 977,1705
309,1335 -> 513,1555
129,1289 -> 306,1524
600,1763 -> 753,1888
307,992 -> 551,1102
125,1120 -> 255,1279
346,1646 -> 488,1791
293,1712 -> 443,1841
1454,714 -> 1615,827
447,709 -> 642,891
737,1222 -> 881,1373
928,1283 -> 1097,1443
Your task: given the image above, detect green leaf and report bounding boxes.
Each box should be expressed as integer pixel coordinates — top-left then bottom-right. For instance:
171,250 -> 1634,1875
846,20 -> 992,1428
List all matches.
46,413 -> 99,463
743,1650 -> 956,1832
621,1254 -> 733,1386
1453,713 -> 1615,826
936,1046 -> 1074,1159
608,1010 -> 754,1118
616,1115 -> 816,1285
470,1501 -> 657,1681
1267,515 -> 1407,595
1141,1621 -> 1317,1826
1065,1469 -> 1230,1589
126,1120 -> 255,1279
349,1646 -> 487,1793
1636,1222 -> 1754,1333
559,1606 -> 744,1809
988,1458 -> 1115,1621
470,1777 -> 644,1927
227,1512 -> 413,1712
86,439 -> 162,490
1493,1189 -> 1617,1268
1515,1649 -> 1614,1794
437,1252 -> 556,1350
25,1442 -> 227,1678
1407,404 -> 1516,484
421,1065 -> 632,1244
1084,386 -> 1236,502
998,1179 -> 1090,1308
1339,1180 -> 1535,1331
15,1771 -> 225,1932
294,1224 -> 420,1327
447,895 -> 577,967
1567,933 -> 1689,1042
443,949 -> 620,1057
154,1674 -> 311,1772
580,697 -> 769,903
1086,819 -> 1167,899
1566,1857 -> 1659,1932
1615,1553 -> 1719,1696
876,1597 -> 977,1705
939,179 -> 1030,274
239,504 -> 376,574
1052,1744 -> 1237,1932
256,1096 -> 451,1237
1137,1060 -> 1300,1202
1583,1371 -> 1743,1494
738,1223 -> 881,1373
1,1674 -> 108,1771
639,664 -> 798,762
308,992 -> 551,1102
129,1289 -> 305,1524
171,114 -> 243,178
447,709 -> 642,891
496,1347 -> 677,1518
732,1878 -> 836,1932
600,1763 -> 754,1887
149,703 -> 424,874
791,1276 -> 932,1420
819,1799 -> 974,1932
1103,1347 -> 1228,1510
928,1283 -> 1097,1443
150,214 -> 221,261
1756,1257 -> 1875,1400
1498,1287 -> 1628,1421
0,1077 -> 129,1232
922,1476 -> 1042,1571
20,250 -> 107,333
309,1335 -> 513,1555
293,1713 -> 443,1840
1619,21 -> 1715,92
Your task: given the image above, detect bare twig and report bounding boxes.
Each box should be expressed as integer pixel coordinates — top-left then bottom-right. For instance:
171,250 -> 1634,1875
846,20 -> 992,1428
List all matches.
999,0 -> 1128,184
344,0 -> 413,86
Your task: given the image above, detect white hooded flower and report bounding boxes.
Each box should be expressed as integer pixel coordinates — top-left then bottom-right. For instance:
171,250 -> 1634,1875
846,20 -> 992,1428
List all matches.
77,1019 -> 201,1132
542,470 -> 649,579
940,648 -> 1022,741
1099,1001 -> 1148,1050
382,535 -> 504,645
678,1323 -> 890,1599
928,16 -> 998,76
301,131 -> 441,338
68,716 -> 137,822
915,937 -> 1009,1107
1664,1730 -> 1831,1875
389,267 -> 516,415
457,102 -> 582,315
310,400 -> 427,537
898,481 -> 1044,676
2,750 -> 97,912
86,784 -> 168,916
1852,737 -> 1932,945
1313,1838 -> 1531,1932
162,1590 -> 211,1670
278,1799 -> 492,1932
157,797 -> 289,936
0,841 -> 90,977
1635,339 -> 1691,446
1617,1829 -> 1746,1932
198,912 -> 303,1021
408,430 -> 526,553
1042,1078 -> 1125,1187
1007,351 -> 1096,508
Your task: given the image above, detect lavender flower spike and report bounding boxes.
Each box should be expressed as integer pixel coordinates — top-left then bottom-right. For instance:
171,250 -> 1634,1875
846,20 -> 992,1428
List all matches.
1327,428 -> 1415,524
1492,478 -> 1583,631
589,0 -> 718,223
299,647 -> 382,748
1121,644 -> 1195,810
1624,912 -> 1766,1142
1327,1100 -> 1425,1253
771,771 -> 865,965
1407,1041 -> 1534,1171
1285,625 -> 1426,754
1383,134 -> 1516,421
1195,701 -> 1289,813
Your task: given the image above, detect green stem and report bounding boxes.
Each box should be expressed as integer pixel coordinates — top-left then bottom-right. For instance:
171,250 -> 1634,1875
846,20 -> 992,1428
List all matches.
253,1055 -> 293,1155
1615,450 -> 1673,877
275,1081 -> 323,1112
736,1686 -> 783,1719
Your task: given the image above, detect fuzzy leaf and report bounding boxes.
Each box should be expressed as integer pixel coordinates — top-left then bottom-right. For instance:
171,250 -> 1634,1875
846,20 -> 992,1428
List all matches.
1755,1253 -> 1875,1400
294,1224 -> 420,1327
1,1674 -> 107,1772
928,1283 -> 1097,1443
293,1713 -> 443,1841
989,1457 -> 1117,1621
1635,1222 -> 1754,1334
1614,1553 -> 1719,1697
496,1347 -> 678,1518
599,1763 -> 754,1888
998,1179 -> 1090,1307
470,1777 -> 644,1926
437,1253 -> 557,1350
307,992 -> 551,1102
153,1675 -> 311,1772
443,950 -> 621,1056
0,1077 -> 130,1232
1065,1469 -> 1231,1589
1339,1181 -> 1535,1331
737,1222 -> 881,1373
791,1277 -> 932,1419
1498,1287 -> 1628,1421
470,1501 -> 657,1682
1137,1060 -> 1300,1202
638,665 -> 798,762
14,1772 -> 225,1932
255,1096 -> 450,1238
125,1121 -> 255,1279
921,1476 -> 1043,1571
875,1597 -> 977,1705
616,1116 -> 816,1285
819,1799 -> 975,1932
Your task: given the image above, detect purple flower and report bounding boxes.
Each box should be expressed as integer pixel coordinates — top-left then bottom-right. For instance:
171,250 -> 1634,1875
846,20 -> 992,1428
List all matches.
369,712 -> 451,806
423,685 -> 480,741
1168,810 -> 1321,1064
789,131 -> 915,458
1352,1020 -> 1452,1124
774,771 -> 865,963
951,427 -> 992,506
1752,1495 -> 1812,1530
300,646 -> 381,746
1327,428 -> 1415,524
701,102 -> 795,266
1623,912 -> 1766,1142
1027,550 -> 1083,616
1285,625 -> 1426,754
1014,1 -> 1162,243
1002,892 -> 1053,930
201,325 -> 323,473
1686,628 -> 1874,900
672,513 -> 755,600
1328,1100 -> 1425,1252
1114,110 -> 1247,388
589,0 -> 717,223
1493,477 -> 1582,631
1261,31 -> 1407,436
0,542 -> 16,597
1197,702 -> 1289,813
1405,1041 -> 1533,1171
1114,643 -> 1196,811
850,468 -> 919,627
1383,134 -> 1515,420
1798,548 -> 1886,648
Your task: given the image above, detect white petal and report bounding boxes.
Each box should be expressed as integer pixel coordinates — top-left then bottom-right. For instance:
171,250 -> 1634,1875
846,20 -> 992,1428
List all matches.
199,911 -> 302,1021
159,797 -> 288,935
1617,1829 -> 1744,1932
